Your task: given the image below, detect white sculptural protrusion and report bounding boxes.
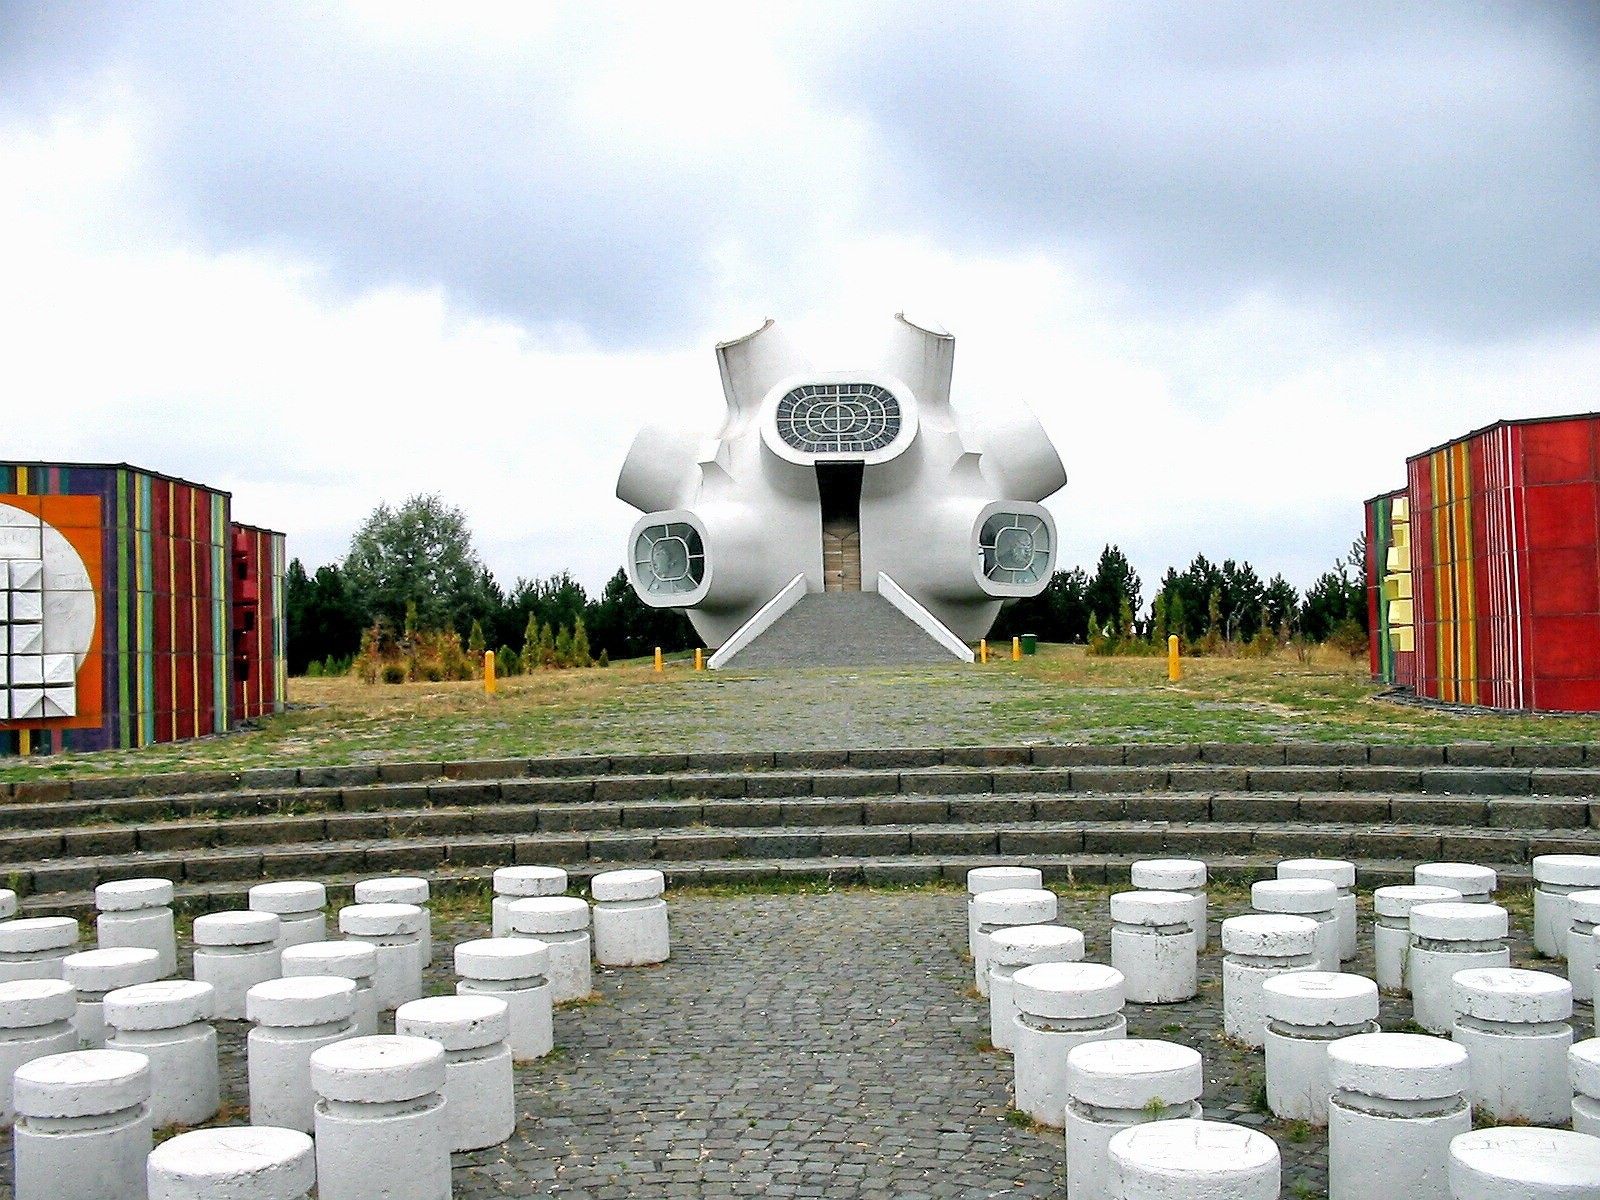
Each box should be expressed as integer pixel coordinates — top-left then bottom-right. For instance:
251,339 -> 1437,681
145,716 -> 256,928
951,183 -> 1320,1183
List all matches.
616,315 -> 1068,649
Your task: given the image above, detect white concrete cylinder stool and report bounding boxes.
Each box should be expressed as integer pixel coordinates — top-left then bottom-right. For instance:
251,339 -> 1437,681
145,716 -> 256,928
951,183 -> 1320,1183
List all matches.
967,866 -> 1043,956
280,941 -> 380,1036
353,878 -> 431,970
249,882 -> 327,950
1448,1127 -> 1600,1199
1107,1117 -> 1280,1200
1279,858 -> 1358,962
0,889 -> 16,920
63,947 -> 164,1049
103,980 -> 219,1128
1064,1039 -> 1203,1200
1327,1032 -> 1470,1200
455,937 -> 553,1061
12,1048 -> 153,1200
1570,1038 -> 1600,1136
396,994 -> 514,1151
1110,891 -> 1197,1004
193,912 -> 282,1021
1011,962 -> 1126,1129
987,925 -> 1084,1052
1565,889 -> 1600,1003
972,888 -> 1058,998
1409,902 -> 1510,1034
1220,913 -> 1317,1048
1374,885 -> 1461,994
148,1126 -> 316,1200
247,976 -> 358,1134
0,979 -> 77,1125
309,1035 -> 450,1200
1415,863 -> 1496,905
0,916 -> 78,983
1451,967 -> 1573,1126
507,896 -> 592,1003
337,903 -> 424,1010
492,866 -> 566,938
591,868 -> 670,966
1130,860 -> 1208,950
95,879 -> 177,977
1251,878 -> 1340,970
1533,855 -> 1600,960
1264,972 -> 1379,1125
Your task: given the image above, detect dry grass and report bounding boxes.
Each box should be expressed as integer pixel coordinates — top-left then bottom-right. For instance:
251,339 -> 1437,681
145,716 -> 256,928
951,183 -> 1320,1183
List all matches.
6,644 -> 1599,783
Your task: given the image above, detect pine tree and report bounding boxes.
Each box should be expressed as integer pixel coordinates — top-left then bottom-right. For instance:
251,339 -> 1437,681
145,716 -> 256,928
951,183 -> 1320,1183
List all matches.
467,619 -> 486,674
520,613 -> 540,675
537,622 -> 556,668
1152,592 -> 1169,643
554,625 -> 574,669
572,617 -> 593,667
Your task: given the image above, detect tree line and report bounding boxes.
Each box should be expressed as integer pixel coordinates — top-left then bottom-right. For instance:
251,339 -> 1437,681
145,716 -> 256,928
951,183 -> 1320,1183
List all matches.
991,541 -> 1368,654
287,494 -> 1369,676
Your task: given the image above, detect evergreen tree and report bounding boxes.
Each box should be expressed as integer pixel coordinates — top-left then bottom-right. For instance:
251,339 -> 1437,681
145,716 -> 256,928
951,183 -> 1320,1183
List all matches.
520,613 -> 540,675
1085,546 -> 1142,634
467,619 -> 486,665
554,624 -> 575,668
537,622 -> 556,668
572,617 -> 593,667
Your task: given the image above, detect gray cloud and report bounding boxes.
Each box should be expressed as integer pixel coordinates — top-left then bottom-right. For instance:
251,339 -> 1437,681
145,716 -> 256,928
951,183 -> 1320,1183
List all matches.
0,4 -> 852,345
3,3 -> 1595,351
818,2 -> 1600,342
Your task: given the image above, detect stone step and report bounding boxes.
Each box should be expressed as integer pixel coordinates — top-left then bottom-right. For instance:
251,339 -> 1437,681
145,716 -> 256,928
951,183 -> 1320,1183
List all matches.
719,591 -> 959,668
17,853 -> 1541,922
4,791 -> 1596,865
9,815 -> 1589,900
5,743 -> 1596,805
5,764 -> 1599,832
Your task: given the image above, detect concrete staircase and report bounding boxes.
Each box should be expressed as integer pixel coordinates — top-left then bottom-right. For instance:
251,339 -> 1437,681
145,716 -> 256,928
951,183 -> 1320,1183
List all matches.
4,742 -> 1599,918
719,591 -> 960,669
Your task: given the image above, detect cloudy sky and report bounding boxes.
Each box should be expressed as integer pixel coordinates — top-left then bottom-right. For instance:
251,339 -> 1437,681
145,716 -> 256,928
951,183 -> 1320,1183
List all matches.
3,3 -> 1597,600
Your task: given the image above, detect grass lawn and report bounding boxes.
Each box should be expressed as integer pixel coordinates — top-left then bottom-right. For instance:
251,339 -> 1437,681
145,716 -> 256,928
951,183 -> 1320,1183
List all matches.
3,643 -> 1600,784
6,644 -> 1600,783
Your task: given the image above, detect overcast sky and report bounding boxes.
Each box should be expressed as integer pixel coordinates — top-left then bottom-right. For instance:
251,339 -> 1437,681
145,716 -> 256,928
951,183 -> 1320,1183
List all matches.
3,3 -> 1597,600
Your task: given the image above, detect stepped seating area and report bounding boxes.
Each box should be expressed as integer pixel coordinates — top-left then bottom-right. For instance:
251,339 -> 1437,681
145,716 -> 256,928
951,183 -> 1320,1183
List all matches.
4,742 -> 1598,918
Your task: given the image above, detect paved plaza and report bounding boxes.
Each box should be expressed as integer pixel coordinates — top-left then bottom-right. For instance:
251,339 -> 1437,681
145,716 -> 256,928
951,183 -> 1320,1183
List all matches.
0,887 -> 1555,1198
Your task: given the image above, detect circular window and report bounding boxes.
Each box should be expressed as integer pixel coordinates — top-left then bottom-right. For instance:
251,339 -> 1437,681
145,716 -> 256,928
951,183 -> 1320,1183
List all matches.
633,522 -> 705,596
979,512 -> 1051,586
775,383 -> 901,455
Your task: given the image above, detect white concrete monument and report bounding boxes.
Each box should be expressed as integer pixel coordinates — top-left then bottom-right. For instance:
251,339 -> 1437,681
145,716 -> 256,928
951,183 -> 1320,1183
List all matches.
616,316 -> 1067,665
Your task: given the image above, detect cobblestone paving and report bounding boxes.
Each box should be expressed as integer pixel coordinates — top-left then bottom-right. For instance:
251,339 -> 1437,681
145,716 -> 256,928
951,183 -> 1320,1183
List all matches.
0,889 -> 1564,1199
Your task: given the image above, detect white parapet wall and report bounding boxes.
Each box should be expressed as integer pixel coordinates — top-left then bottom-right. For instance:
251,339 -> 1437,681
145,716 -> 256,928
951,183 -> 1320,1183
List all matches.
877,574 -> 975,663
707,574 -> 808,670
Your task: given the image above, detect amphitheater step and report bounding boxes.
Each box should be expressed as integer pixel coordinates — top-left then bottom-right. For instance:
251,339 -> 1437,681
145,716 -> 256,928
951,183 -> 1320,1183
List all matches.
4,765 -> 1598,833
5,743 -> 1597,806
6,811 -> 1591,902
16,853 -> 1541,922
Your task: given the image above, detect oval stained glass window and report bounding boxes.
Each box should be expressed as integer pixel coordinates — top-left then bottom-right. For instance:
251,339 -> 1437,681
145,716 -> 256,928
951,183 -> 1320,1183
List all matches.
978,511 -> 1051,586
775,383 -> 901,455
633,522 -> 706,596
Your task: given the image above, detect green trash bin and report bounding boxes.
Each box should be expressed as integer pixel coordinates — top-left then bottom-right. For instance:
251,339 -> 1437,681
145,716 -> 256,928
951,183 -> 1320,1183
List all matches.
1020,634 -> 1038,656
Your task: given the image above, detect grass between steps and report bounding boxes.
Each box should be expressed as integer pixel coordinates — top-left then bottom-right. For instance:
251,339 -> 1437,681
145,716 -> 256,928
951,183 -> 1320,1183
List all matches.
7,645 -> 1600,784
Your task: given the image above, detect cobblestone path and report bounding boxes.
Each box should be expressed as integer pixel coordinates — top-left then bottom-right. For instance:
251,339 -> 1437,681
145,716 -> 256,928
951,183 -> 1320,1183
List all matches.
0,889 -> 1556,1198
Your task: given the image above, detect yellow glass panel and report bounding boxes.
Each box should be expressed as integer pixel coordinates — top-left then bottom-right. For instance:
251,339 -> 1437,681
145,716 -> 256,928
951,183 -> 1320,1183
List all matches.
1386,545 -> 1411,573
1391,522 -> 1410,549
1387,598 -> 1413,625
1392,625 -> 1414,652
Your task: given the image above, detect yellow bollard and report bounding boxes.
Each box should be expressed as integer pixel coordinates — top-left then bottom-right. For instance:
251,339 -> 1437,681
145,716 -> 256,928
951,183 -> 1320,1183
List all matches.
979,639 -> 988,664
694,648 -> 704,671
1012,636 -> 1022,662
483,650 -> 497,694
1168,634 -> 1181,682
654,647 -> 664,673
